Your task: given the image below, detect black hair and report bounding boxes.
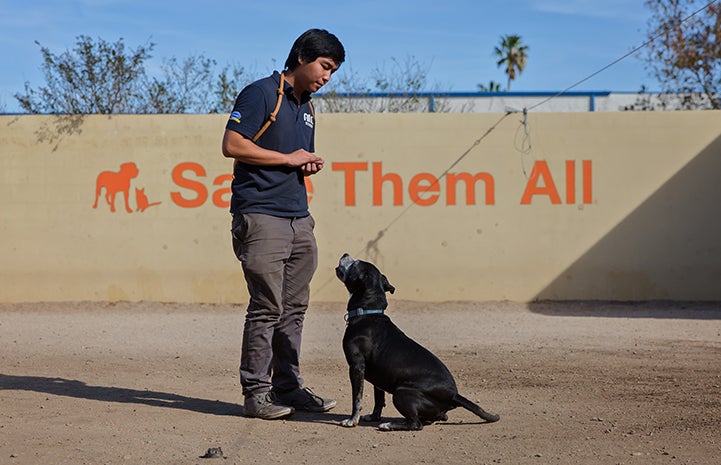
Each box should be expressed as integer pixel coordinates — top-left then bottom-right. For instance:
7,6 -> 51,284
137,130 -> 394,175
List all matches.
284,28 -> 345,71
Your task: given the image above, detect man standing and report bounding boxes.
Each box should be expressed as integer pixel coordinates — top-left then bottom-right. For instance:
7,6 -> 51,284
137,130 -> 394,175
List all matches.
222,29 -> 345,420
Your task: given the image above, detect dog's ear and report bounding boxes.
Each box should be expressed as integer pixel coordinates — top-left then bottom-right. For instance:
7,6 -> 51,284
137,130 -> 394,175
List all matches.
381,274 -> 395,294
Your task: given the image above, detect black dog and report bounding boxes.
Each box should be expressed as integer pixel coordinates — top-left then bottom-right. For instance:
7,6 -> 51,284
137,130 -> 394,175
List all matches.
335,253 -> 500,431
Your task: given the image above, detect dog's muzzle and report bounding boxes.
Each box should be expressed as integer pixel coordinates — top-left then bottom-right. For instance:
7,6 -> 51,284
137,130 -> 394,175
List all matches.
336,253 -> 357,281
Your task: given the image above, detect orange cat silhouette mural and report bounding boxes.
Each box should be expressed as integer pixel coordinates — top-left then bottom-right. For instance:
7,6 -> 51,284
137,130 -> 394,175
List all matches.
92,162 -> 139,213
135,188 -> 161,212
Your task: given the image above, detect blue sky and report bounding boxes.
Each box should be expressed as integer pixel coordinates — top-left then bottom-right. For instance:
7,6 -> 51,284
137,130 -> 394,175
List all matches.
0,0 -> 653,113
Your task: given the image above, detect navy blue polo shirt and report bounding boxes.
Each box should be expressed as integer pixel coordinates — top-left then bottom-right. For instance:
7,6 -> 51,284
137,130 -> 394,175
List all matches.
226,71 -> 315,217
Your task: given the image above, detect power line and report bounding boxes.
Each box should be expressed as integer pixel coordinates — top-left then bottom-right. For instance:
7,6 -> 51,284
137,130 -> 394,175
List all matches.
313,111 -> 513,296
314,0 -> 719,296
363,110 -> 513,250
528,0 -> 719,112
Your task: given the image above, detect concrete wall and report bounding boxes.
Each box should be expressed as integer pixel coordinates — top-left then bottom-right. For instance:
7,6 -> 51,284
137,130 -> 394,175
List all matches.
1,112 -> 720,303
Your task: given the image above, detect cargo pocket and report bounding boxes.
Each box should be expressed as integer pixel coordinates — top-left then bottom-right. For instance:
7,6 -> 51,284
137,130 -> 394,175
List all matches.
231,213 -> 249,261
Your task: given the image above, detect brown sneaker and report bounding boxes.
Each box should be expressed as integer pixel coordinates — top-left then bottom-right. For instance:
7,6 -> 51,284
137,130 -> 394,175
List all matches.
270,387 -> 337,413
244,392 -> 295,420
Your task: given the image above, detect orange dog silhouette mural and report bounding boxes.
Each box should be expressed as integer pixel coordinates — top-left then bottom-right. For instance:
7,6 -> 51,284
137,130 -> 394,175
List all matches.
93,162 -> 161,213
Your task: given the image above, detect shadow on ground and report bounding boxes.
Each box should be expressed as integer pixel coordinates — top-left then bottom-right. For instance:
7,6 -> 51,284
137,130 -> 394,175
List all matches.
528,300 -> 721,319
0,374 -> 242,416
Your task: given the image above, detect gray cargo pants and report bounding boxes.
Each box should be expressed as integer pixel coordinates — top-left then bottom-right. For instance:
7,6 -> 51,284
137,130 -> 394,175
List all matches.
231,212 -> 318,397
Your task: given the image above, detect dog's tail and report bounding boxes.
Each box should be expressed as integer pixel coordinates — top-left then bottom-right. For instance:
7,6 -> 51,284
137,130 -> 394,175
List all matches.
453,394 -> 500,423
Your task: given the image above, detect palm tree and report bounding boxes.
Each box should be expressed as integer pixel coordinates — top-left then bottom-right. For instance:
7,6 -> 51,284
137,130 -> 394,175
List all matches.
494,35 -> 529,91
478,80 -> 502,92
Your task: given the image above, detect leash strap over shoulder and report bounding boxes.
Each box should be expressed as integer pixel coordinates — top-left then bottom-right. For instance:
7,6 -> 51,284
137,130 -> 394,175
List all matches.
250,72 -> 315,142
252,72 -> 285,142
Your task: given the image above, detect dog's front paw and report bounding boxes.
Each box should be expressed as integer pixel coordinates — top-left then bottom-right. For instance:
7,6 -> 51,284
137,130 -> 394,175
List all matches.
360,413 -> 381,423
340,418 -> 358,428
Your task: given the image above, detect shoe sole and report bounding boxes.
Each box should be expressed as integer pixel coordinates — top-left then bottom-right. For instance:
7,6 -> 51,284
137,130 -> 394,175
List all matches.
244,407 -> 295,420
244,410 -> 294,420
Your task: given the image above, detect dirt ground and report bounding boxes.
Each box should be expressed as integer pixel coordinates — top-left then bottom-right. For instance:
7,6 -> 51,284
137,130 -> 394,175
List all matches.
1,300 -> 720,465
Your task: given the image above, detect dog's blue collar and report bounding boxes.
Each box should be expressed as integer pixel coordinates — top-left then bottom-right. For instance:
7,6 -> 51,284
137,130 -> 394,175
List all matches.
346,308 -> 385,320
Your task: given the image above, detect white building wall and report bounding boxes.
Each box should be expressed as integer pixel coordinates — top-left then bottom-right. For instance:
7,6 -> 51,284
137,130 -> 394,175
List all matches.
313,92 -> 686,113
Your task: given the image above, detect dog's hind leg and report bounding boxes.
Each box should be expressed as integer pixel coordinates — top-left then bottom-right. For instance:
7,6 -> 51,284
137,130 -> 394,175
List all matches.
378,418 -> 423,431
377,388 -> 432,431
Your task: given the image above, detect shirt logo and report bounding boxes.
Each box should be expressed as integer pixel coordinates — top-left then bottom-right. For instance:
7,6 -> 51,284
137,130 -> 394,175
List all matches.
303,112 -> 314,129
229,111 -> 241,123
